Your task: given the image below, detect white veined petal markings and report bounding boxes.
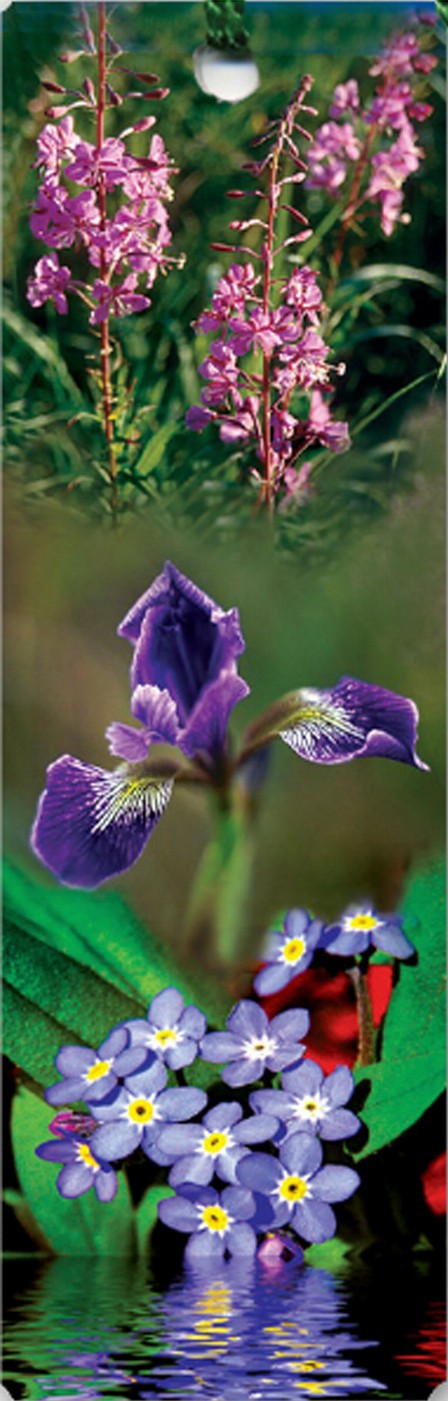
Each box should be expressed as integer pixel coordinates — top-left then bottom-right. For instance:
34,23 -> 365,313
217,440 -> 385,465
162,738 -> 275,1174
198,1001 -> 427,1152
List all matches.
280,689 -> 364,761
90,769 -> 173,835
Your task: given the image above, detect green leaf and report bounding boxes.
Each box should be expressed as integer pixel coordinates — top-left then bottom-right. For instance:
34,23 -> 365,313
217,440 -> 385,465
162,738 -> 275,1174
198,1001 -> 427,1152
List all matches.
338,264 -> 446,295
10,1087 -> 136,1255
132,421 -> 179,478
135,1185 -> 173,1255
354,859 -> 446,1159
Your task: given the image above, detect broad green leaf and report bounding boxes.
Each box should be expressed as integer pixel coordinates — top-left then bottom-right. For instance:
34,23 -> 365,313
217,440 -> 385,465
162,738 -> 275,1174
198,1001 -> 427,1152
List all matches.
4,859 -> 230,1028
11,1087 -> 136,1256
354,859 -> 446,1159
305,1236 -> 351,1270
135,1185 -> 173,1255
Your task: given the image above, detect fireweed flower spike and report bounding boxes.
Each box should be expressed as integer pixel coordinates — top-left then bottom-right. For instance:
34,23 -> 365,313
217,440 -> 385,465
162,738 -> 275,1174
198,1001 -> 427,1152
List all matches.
306,19 -> 438,255
186,78 -> 349,511
253,909 -> 324,996
35,1135 -> 118,1202
199,999 -> 310,1086
237,1132 -> 360,1244
26,3 -> 183,512
324,902 -> 415,960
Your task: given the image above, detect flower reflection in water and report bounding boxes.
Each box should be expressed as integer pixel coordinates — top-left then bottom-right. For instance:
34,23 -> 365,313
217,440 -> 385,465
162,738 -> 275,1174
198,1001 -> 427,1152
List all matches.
4,1255 -> 389,1400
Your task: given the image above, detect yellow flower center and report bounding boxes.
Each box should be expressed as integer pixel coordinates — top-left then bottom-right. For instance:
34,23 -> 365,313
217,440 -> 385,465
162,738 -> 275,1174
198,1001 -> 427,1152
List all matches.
201,1205 -> 230,1234
85,1059 -> 111,1083
203,1131 -> 228,1156
347,913 -> 379,932
294,1384 -> 327,1396
278,1174 -> 309,1203
282,936 -> 306,965
297,1361 -> 324,1373
76,1142 -> 99,1171
154,1027 -> 178,1047
304,1099 -> 318,1113
127,1097 -> 154,1124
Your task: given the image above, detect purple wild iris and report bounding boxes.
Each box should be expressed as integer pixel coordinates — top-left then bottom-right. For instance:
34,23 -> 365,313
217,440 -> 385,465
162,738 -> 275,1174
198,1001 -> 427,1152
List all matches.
155,1101 -> 281,1186
87,1060 -> 207,1162
273,677 -> 429,768
237,1132 -> 360,1243
108,560 -> 249,763
35,1134 -> 118,1201
250,1062 -> 361,1142
253,909 -> 324,996
200,999 -> 310,1087
44,1026 -> 149,1106
119,987 -> 207,1070
158,1182 -> 258,1265
30,562 -> 248,888
324,902 -> 416,959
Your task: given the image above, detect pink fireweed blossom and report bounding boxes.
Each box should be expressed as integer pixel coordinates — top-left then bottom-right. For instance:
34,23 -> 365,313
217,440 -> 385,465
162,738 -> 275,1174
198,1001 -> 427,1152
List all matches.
306,19 -> 437,239
89,274 -> 151,325
186,78 -> 349,510
27,253 -> 72,314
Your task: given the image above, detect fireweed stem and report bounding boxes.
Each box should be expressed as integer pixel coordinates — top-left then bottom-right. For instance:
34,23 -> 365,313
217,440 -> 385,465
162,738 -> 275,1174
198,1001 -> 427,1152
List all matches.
329,124 -> 378,288
349,964 -> 376,1067
96,1 -> 118,512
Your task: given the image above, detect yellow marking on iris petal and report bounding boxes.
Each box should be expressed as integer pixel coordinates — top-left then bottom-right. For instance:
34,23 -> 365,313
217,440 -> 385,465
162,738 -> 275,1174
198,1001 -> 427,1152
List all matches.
127,1097 -> 154,1124
154,1027 -> 178,1047
85,1059 -> 111,1083
201,1204 -> 229,1233
279,1174 -> 309,1203
203,1131 -> 228,1156
282,936 -> 306,964
77,1143 -> 99,1170
347,913 -> 379,932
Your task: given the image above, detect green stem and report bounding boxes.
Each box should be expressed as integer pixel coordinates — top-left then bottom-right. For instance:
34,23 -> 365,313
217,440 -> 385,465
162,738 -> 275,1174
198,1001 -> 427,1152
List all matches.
184,793 -> 256,970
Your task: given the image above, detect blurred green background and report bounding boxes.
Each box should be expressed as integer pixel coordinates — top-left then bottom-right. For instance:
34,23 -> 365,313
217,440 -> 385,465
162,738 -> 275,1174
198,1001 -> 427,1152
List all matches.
2,1 -> 445,541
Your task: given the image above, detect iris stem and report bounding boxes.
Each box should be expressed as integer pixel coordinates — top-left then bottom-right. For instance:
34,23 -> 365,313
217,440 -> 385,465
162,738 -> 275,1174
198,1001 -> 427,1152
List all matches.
349,965 -> 376,1067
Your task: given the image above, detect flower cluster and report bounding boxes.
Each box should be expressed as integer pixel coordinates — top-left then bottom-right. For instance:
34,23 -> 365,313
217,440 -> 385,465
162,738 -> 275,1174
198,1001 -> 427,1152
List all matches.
186,79 -> 349,508
26,64 -> 179,323
254,901 -> 415,997
31,562 -> 428,888
306,21 -> 438,237
36,988 -> 361,1266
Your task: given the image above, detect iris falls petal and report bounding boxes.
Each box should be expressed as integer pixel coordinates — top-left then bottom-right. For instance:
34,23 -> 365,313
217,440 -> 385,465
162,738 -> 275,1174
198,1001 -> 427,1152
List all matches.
278,678 -> 428,769
31,755 -> 173,888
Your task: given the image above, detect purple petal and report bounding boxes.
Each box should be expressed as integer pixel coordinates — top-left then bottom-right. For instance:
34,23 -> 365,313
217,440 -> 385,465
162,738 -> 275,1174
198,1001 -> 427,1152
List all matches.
99,1027 -> 128,1059
235,1114 -> 280,1145
79,1070 -> 118,1103
180,672 -> 250,759
200,1032 -> 243,1063
158,1194 -> 199,1233
227,1001 -> 268,1039
179,1006 -> 207,1039
221,1186 -> 256,1220
105,724 -> 152,763
280,1132 -> 322,1177
95,1169 -> 117,1202
326,928 -> 370,956
90,1120 -> 141,1160
253,963 -> 290,997
148,987 -> 184,1029
249,1090 -> 292,1121
132,684 -> 182,741
156,1086 -> 207,1121
292,1198 -> 336,1243
325,1065 -> 354,1107
267,1046 -> 306,1073
45,1078 -> 86,1107
312,1164 -> 360,1202
226,1222 -> 257,1256
319,1109 -> 361,1141
36,1139 -> 77,1163
165,1039 -> 198,1071
31,755 -> 173,888
373,922 -> 415,959
185,1231 -> 223,1263
57,1163 -> 92,1198
282,1061 -> 323,1097
270,1008 -> 310,1043
112,1045 -> 149,1076
204,1102 -> 243,1132
169,1155 -> 213,1187
156,1124 -> 202,1158
237,1153 -> 280,1193
124,1061 -> 167,1096
278,677 -> 429,769
222,1059 -> 264,1088
87,1088 -> 129,1122
55,1047 -> 95,1076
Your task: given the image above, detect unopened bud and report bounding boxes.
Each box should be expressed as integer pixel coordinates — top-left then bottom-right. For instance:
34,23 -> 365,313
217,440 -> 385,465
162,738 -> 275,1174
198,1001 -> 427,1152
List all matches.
226,190 -> 248,198
106,32 -> 122,55
83,77 -> 96,103
59,50 -> 84,64
45,106 -> 69,119
42,81 -> 67,94
106,84 -> 122,107
132,116 -> 157,132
